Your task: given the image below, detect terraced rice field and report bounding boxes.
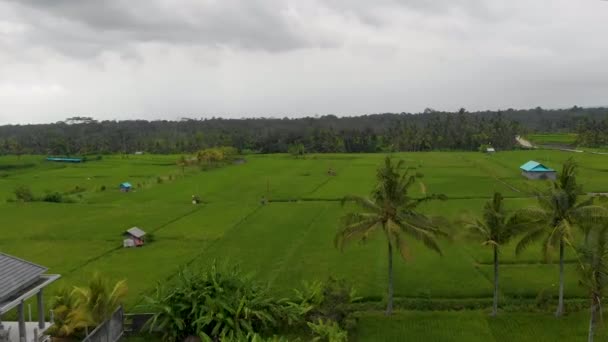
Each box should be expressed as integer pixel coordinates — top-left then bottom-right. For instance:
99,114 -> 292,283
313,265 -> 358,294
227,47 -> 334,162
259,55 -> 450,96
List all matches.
1,150 -> 607,339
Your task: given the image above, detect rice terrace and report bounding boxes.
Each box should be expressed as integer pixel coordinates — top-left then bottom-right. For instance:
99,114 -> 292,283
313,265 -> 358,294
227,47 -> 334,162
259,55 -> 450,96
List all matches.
2,146 -> 608,341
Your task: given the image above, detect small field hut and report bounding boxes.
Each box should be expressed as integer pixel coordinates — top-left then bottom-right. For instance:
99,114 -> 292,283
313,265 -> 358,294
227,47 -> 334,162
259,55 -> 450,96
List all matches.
123,227 -> 146,248
120,182 -> 132,192
520,161 -> 556,180
486,147 -> 496,154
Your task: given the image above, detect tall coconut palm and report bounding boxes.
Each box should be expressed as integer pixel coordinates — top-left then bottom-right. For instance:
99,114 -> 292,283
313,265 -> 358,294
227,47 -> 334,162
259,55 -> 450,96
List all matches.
335,156 -> 447,315
73,272 -> 128,326
465,192 -> 527,316
577,224 -> 608,342
516,158 -> 608,316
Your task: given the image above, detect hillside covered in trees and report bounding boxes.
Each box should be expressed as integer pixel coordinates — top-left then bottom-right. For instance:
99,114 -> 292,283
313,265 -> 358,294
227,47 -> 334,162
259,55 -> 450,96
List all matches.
1,106 -> 607,155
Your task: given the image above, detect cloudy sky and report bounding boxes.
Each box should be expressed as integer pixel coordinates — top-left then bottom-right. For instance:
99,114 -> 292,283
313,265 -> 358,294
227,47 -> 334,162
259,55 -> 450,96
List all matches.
0,0 -> 607,124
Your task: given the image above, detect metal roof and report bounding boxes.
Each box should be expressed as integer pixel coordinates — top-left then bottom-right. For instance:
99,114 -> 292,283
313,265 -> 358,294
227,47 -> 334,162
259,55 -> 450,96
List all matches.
0,253 -> 48,302
46,157 -> 83,163
520,160 -> 555,172
126,227 -> 146,238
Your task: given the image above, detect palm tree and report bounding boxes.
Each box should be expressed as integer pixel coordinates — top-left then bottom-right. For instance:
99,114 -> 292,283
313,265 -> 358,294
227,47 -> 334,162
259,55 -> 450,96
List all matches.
465,192 -> 527,316
48,287 -> 90,338
335,156 -> 447,315
516,158 -> 608,316
73,272 -> 128,326
577,224 -> 608,342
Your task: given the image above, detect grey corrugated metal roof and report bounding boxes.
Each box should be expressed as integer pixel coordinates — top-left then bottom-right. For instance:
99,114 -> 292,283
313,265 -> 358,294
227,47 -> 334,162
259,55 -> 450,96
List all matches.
126,227 -> 146,238
0,253 -> 47,302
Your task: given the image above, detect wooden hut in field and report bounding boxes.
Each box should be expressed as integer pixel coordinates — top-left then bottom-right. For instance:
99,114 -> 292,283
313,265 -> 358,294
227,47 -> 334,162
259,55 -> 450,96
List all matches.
520,161 -> 556,180
123,227 -> 146,248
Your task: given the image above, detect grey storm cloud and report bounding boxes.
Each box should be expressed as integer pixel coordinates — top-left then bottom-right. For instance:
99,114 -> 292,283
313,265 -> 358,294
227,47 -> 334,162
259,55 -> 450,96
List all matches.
0,0 -> 607,124
6,0 -> 502,57
6,1 -> 314,57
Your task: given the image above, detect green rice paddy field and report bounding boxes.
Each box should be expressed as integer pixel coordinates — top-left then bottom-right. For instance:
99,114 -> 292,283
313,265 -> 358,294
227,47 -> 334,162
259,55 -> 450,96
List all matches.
1,150 -> 607,340
526,133 -> 579,146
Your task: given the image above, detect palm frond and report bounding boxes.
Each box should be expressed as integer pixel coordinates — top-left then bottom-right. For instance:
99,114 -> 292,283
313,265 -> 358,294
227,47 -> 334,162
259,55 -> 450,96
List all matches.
340,195 -> 381,213
516,225 -> 549,255
334,217 -> 381,250
394,219 -> 443,256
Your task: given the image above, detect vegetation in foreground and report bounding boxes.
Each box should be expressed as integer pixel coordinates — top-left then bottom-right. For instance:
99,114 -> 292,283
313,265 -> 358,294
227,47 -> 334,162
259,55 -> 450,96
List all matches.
48,273 -> 127,339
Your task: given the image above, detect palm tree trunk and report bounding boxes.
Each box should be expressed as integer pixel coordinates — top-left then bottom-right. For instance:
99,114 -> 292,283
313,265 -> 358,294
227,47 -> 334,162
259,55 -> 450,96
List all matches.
588,299 -> 597,342
492,245 -> 499,317
556,238 -> 565,317
386,241 -> 394,316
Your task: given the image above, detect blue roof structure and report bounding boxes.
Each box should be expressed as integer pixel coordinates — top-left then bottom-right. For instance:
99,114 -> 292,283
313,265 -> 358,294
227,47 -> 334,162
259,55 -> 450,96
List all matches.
120,182 -> 132,188
520,161 -> 555,172
46,157 -> 83,163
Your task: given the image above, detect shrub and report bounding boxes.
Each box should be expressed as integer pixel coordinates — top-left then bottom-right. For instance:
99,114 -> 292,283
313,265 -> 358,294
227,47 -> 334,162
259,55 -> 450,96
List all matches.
73,273 -> 128,326
307,319 -> 347,342
288,143 -> 306,158
142,263 -> 299,342
42,191 -> 63,203
100,185 -> 106,191
14,185 -> 34,202
293,278 -> 360,332
46,287 -> 89,339
48,274 -> 127,339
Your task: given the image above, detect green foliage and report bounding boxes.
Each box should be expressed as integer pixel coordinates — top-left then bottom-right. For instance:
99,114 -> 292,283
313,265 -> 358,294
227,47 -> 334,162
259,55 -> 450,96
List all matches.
142,263 -> 299,342
46,287 -> 90,338
288,143 -> 306,158
465,192 -> 526,248
293,278 -> 359,332
14,185 -> 34,202
73,272 -> 128,326
42,191 -> 64,203
307,319 -> 348,342
47,274 -> 128,338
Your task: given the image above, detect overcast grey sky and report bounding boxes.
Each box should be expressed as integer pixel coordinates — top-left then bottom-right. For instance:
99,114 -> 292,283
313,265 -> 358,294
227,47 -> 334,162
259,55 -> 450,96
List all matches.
0,0 -> 607,124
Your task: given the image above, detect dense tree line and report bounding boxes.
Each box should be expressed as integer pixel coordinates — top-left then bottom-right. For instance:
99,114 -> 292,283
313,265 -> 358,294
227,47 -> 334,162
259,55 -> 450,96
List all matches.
576,117 -> 608,147
0,106 -> 606,155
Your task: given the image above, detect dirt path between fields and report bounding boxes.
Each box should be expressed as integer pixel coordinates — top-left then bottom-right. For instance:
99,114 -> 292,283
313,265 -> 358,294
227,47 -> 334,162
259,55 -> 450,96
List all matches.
515,135 -> 534,148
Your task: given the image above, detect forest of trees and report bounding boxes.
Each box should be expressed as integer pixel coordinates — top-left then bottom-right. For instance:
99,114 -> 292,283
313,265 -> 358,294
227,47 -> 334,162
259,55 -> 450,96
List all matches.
0,106 -> 606,155
576,116 -> 608,147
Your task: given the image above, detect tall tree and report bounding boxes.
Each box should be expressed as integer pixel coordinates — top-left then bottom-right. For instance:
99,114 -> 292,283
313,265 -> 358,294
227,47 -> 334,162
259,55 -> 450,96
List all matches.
577,224 -> 608,342
335,156 -> 447,315
516,158 -> 608,316
465,192 -> 527,316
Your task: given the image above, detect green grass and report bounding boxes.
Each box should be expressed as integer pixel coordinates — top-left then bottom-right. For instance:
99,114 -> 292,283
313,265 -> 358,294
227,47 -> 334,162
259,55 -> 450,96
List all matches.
527,133 -> 578,146
1,151 -> 607,339
355,310 -> 606,341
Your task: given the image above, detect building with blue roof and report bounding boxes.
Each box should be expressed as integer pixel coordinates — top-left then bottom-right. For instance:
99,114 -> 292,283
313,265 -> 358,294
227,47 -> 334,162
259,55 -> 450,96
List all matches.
46,157 -> 83,163
120,182 -> 133,192
520,160 -> 556,180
